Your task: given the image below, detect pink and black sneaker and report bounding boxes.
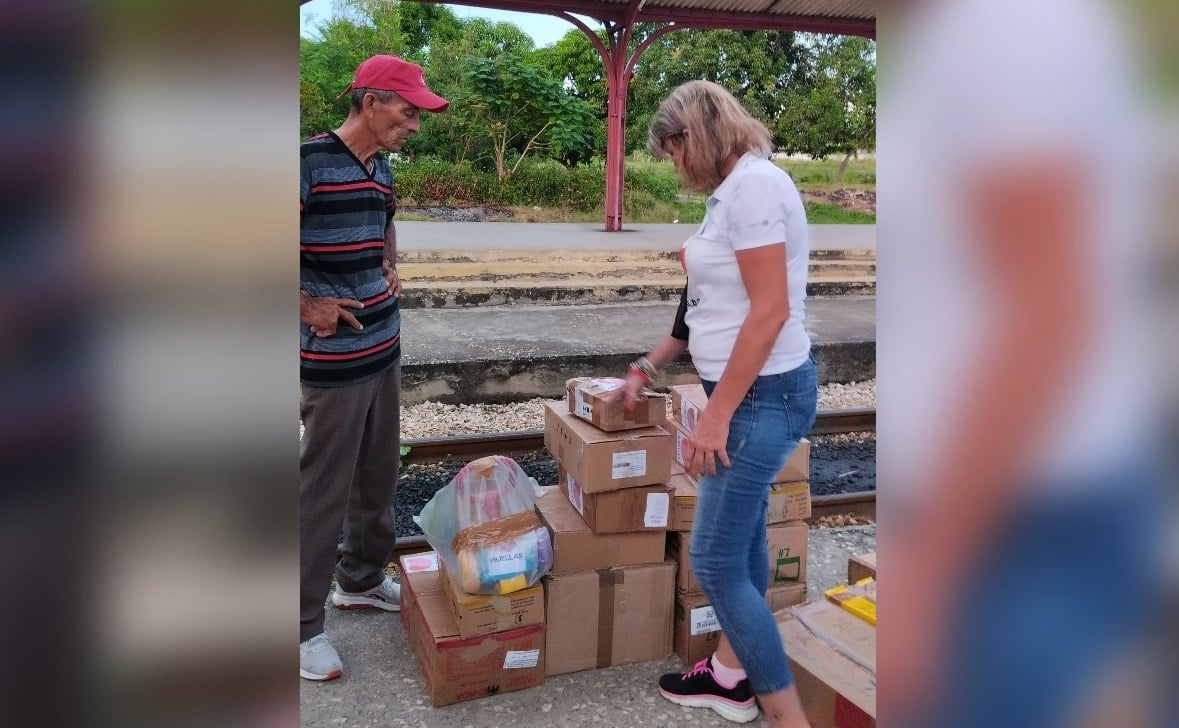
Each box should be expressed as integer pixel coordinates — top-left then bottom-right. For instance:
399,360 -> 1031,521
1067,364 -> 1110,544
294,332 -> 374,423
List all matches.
658,657 -> 759,723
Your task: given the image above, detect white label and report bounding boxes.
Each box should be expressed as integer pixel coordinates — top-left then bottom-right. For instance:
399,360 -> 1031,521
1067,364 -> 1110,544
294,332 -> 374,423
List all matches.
690,605 -> 721,636
566,473 -> 585,516
575,389 -> 592,418
503,649 -> 540,669
611,450 -> 647,479
644,492 -> 669,528
401,552 -> 439,573
484,532 -> 534,577
590,377 -> 624,391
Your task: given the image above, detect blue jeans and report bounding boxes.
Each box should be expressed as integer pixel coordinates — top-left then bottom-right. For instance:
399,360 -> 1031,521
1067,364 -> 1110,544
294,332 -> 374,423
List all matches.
691,355 -> 818,695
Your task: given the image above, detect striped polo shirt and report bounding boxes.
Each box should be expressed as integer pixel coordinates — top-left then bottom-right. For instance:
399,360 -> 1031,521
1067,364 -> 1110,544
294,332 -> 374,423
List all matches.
300,131 -> 401,387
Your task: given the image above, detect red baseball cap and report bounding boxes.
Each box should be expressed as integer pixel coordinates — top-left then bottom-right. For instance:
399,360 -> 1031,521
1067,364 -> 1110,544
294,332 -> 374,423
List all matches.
338,55 -> 450,113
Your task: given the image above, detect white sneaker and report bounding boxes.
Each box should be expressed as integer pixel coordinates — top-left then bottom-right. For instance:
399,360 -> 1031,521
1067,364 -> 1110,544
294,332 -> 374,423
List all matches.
299,633 -> 343,681
331,575 -> 401,612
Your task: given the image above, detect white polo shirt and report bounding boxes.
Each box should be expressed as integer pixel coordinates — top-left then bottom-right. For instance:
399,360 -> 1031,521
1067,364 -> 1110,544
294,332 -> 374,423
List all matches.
683,153 -> 811,382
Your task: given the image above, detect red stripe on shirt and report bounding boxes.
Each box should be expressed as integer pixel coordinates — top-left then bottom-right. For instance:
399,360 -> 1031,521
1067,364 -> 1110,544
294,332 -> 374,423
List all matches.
299,240 -> 385,253
311,180 -> 392,195
360,290 -> 392,306
300,333 -> 400,362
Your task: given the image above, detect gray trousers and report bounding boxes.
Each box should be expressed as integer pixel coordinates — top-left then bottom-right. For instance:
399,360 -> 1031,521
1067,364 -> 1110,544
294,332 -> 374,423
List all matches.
300,363 -> 400,643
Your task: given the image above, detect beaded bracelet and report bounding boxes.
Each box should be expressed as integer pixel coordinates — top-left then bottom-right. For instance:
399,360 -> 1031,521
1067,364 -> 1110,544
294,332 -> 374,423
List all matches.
628,356 -> 657,386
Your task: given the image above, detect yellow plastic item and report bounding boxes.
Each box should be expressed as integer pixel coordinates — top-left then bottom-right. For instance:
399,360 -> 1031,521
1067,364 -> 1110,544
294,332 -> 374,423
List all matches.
495,574 -> 528,594
824,577 -> 876,626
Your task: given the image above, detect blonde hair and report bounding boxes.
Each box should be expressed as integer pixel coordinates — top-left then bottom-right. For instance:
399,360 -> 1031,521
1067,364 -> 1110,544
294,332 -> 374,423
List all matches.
647,80 -> 773,192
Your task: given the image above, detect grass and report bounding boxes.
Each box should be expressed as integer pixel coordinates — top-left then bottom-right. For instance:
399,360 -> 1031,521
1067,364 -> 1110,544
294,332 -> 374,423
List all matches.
399,156 -> 876,224
775,157 -> 876,190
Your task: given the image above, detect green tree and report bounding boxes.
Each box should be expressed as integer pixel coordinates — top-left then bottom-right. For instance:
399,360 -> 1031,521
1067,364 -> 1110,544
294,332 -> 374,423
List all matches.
628,28 -> 808,154
775,35 -> 876,181
299,0 -> 405,139
458,55 -> 596,179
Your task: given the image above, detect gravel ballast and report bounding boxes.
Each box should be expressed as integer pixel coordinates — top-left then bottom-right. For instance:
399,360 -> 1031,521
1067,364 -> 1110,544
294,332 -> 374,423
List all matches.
400,379 -> 876,438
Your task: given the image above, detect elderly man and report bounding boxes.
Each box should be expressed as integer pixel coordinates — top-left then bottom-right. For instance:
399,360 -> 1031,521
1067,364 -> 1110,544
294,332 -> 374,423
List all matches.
298,55 -> 448,681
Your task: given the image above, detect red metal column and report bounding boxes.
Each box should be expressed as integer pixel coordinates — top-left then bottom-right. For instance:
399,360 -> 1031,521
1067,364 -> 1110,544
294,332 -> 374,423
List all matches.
603,28 -> 627,231
563,9 -> 681,231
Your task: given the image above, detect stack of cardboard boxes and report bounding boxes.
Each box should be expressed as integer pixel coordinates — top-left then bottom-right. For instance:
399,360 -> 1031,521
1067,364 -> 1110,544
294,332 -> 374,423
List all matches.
665,384 -> 812,665
399,376 -> 827,709
537,377 -> 678,675
399,550 -> 547,707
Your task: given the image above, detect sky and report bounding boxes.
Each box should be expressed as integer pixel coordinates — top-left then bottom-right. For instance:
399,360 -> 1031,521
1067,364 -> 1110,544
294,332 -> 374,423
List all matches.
299,0 -> 582,48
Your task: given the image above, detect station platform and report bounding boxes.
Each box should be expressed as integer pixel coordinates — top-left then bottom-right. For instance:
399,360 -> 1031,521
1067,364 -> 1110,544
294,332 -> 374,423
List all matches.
400,297 -> 874,404
298,525 -> 877,727
394,222 -> 876,404
395,222 -> 876,252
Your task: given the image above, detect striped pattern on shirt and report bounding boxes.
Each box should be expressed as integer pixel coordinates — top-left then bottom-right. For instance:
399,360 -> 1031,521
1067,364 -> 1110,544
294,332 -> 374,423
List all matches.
300,131 -> 400,387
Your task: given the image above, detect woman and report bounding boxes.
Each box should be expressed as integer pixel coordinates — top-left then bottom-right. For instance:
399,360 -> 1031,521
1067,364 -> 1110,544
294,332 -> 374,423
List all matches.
618,81 -> 817,727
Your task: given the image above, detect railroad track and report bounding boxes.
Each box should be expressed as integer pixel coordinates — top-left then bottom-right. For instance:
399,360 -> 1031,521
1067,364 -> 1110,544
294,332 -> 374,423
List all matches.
390,408 -> 875,561
400,407 -> 875,466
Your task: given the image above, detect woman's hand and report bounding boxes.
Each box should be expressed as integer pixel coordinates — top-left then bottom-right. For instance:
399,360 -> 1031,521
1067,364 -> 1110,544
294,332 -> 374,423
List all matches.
606,372 -> 648,411
687,409 -> 731,478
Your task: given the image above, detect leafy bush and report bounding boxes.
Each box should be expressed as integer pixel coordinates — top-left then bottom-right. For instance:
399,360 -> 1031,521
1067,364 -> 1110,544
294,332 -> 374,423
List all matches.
393,157 -> 678,210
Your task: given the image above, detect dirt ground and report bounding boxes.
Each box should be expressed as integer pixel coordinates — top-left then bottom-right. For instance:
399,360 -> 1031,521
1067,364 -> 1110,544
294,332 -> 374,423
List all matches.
801,188 -> 876,214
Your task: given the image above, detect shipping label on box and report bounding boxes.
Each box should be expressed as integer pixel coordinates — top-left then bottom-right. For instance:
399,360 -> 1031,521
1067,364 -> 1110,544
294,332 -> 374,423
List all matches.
558,465 -> 671,534
535,490 -> 666,572
767,481 -> 812,523
544,561 -> 675,676
544,402 -> 672,491
437,559 -> 545,640
566,377 -> 667,432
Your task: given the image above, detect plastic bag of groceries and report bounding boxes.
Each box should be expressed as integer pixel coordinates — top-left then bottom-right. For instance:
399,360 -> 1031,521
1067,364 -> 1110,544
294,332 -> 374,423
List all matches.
414,455 -> 553,595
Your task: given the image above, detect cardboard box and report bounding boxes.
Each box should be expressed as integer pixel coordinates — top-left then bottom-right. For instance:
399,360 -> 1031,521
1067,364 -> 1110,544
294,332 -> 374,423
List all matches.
766,581 -> 809,612
674,583 -> 807,666
400,552 -> 546,707
438,559 -> 545,639
535,490 -> 667,572
669,384 -> 708,433
543,561 -> 676,676
667,521 -> 809,596
767,481 -> 812,523
668,469 -> 698,532
767,521 -> 810,587
777,600 -> 876,728
558,465 -> 672,533
544,402 -> 672,491
399,551 -> 443,630
566,377 -> 667,431
667,471 -> 810,531
673,592 -> 723,666
847,552 -> 877,584
668,384 -> 810,483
